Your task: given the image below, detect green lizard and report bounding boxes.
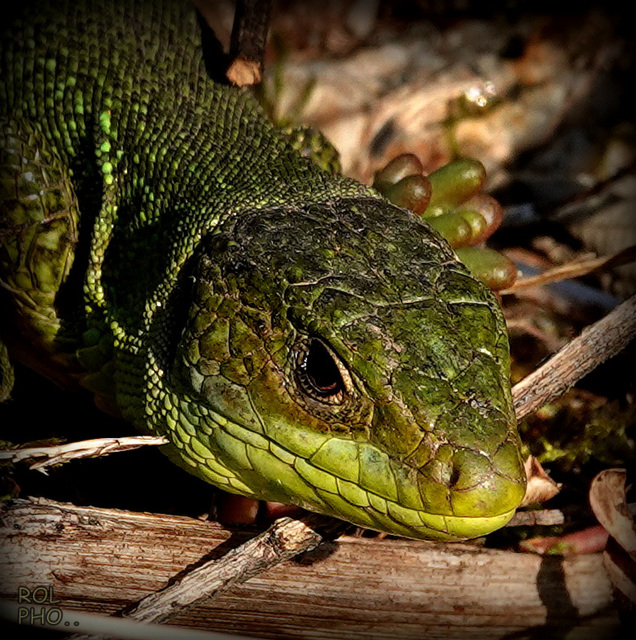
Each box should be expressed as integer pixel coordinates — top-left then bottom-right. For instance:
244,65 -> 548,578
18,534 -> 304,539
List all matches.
0,0 -> 526,541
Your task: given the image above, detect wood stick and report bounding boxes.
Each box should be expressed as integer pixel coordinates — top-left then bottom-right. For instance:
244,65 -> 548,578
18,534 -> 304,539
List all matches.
226,0 -> 272,86
512,294 -> 636,419
0,435 -> 168,470
0,498 -> 618,639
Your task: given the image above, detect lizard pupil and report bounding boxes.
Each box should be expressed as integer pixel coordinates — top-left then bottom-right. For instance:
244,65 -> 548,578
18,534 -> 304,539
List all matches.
299,339 -> 345,400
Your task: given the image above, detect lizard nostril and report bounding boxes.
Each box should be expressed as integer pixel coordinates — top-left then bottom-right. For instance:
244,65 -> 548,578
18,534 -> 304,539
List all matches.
447,463 -> 462,490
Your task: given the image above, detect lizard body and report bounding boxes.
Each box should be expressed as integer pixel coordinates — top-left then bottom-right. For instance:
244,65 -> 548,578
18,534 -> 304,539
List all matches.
1,0 -> 525,540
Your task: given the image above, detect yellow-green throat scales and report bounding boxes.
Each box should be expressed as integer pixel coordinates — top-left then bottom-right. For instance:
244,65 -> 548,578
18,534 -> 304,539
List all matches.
0,0 -> 526,540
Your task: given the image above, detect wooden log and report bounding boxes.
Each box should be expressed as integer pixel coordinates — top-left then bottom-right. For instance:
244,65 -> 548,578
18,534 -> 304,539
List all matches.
0,497 -> 620,639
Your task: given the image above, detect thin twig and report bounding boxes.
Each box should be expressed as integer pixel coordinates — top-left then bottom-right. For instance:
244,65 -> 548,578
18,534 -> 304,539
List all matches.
500,245 -> 636,294
512,293 -> 636,420
0,436 -> 168,470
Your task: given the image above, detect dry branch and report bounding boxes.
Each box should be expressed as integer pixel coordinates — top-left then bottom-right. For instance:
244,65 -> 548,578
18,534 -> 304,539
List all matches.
226,0 -> 272,85
0,436 -> 168,470
102,514 -> 346,627
500,245 -> 636,293
512,293 -> 636,419
0,498 -> 619,639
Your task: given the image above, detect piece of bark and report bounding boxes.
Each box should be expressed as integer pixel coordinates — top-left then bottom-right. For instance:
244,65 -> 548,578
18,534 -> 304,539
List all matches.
0,497 -> 619,639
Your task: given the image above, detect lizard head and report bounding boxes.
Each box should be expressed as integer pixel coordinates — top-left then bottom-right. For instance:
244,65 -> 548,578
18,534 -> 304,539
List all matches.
171,197 -> 526,541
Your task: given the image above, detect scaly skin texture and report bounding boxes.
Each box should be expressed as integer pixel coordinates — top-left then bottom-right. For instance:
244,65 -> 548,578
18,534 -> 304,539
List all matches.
0,0 -> 526,540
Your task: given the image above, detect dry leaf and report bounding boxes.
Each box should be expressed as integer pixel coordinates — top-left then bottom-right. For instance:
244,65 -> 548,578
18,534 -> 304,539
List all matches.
589,468 -> 636,608
520,455 -> 561,506
590,468 -> 636,560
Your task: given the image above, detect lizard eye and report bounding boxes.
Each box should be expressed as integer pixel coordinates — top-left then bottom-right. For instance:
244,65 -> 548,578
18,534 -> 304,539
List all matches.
296,338 -> 346,404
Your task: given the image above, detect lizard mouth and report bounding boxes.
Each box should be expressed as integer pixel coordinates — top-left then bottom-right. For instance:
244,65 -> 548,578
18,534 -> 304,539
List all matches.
163,399 -> 527,541
275,436 -> 527,541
